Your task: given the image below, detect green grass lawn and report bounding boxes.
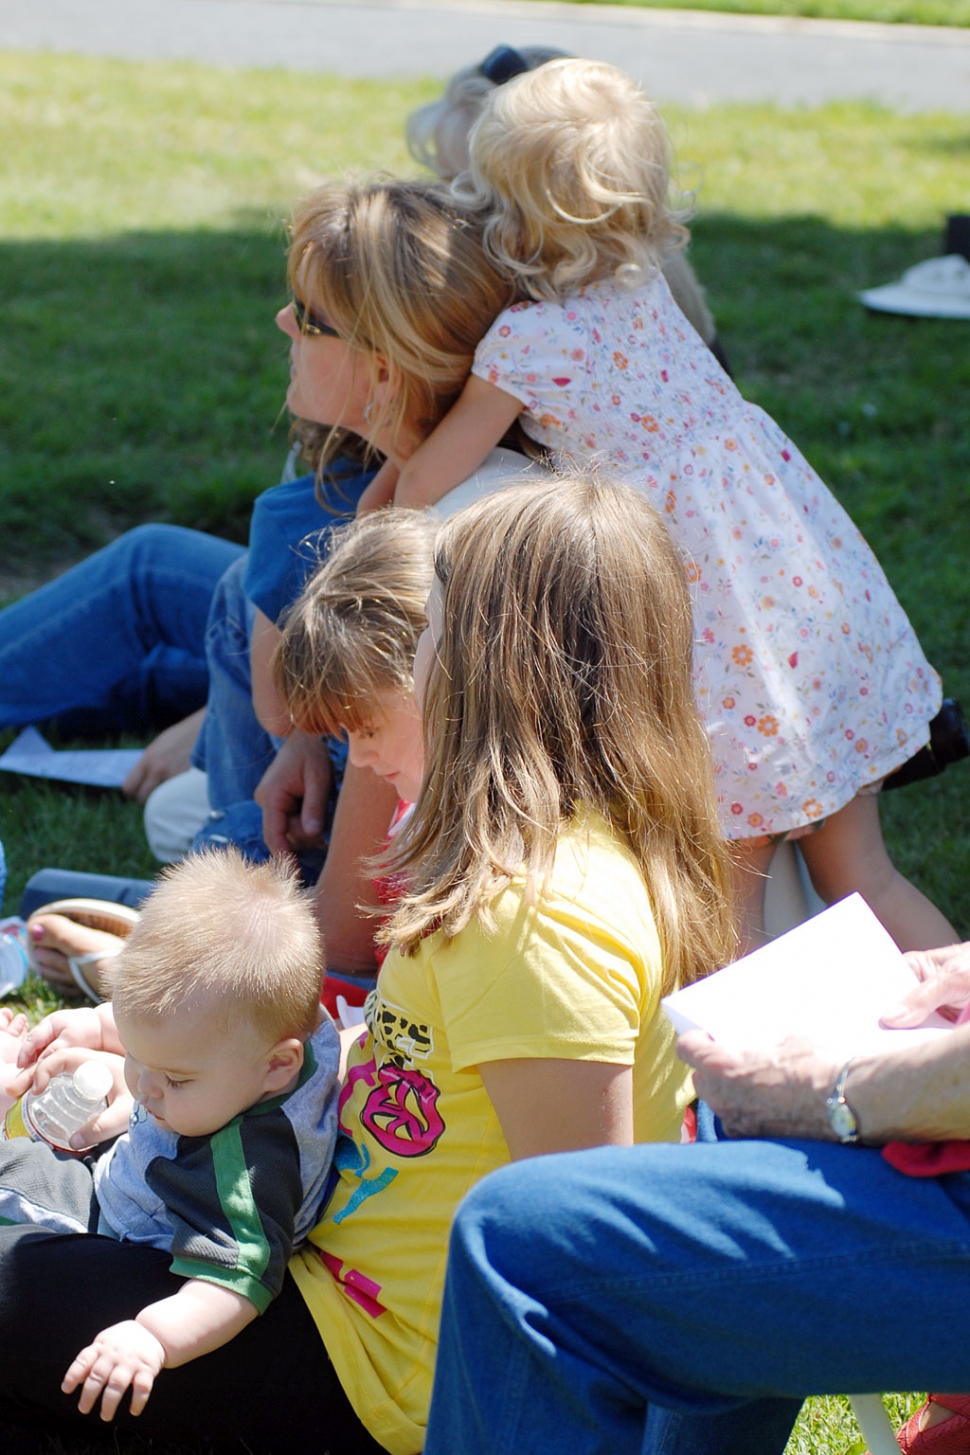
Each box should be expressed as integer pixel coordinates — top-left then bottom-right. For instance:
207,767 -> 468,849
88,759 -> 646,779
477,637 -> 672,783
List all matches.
531,0 -> 970,27
0,50 -> 967,1454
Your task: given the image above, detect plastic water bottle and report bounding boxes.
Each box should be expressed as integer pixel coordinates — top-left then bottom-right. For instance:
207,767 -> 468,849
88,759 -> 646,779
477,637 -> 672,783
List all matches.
3,1061 -> 114,1152
0,917 -> 29,998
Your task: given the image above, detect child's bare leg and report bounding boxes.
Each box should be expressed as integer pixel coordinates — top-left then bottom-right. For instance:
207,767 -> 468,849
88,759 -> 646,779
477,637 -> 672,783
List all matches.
729,838 -> 776,957
799,791 -> 956,951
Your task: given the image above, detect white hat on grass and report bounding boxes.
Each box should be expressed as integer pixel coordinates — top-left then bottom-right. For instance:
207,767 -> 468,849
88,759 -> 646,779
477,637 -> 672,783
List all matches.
859,254 -> 970,320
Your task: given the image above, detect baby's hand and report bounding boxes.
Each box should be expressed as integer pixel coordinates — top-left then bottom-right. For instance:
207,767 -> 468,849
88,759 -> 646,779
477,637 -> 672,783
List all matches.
63,1320 -> 166,1420
17,1007 -> 106,1069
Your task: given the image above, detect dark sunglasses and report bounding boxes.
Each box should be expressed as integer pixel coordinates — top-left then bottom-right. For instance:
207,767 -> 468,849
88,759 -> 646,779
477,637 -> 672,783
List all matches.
291,295 -> 341,339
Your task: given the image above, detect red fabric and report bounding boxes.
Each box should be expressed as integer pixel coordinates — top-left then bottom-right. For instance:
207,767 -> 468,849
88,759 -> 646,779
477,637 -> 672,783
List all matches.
320,974 -> 372,1021
882,1003 -> 970,1177
883,1139 -> 970,1177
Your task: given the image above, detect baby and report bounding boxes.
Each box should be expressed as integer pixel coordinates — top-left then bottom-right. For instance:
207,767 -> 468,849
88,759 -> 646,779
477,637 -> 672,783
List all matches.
0,847 -> 338,1422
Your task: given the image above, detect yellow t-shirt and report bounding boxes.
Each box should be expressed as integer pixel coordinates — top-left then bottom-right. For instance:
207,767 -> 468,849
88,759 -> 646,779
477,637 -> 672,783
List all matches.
289,815 -> 691,1453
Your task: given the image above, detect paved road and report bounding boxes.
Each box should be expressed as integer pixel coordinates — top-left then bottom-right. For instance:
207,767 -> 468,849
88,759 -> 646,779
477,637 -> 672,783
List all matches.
1,0 -> 968,111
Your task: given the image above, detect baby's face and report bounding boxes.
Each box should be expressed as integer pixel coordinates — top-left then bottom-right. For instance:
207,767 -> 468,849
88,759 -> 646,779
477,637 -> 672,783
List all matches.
342,687 -> 425,804
115,1004 -> 282,1138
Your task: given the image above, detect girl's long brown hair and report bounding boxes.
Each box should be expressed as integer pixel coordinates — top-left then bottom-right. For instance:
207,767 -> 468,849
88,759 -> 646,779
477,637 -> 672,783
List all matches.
384,475 -> 736,989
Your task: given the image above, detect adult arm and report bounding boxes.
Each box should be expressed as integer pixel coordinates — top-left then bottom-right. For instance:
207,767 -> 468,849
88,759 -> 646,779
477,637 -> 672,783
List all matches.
680,940 -> 970,1143
122,709 -> 205,805
62,1280 -> 256,1420
392,376 -> 523,510
479,1060 -> 634,1160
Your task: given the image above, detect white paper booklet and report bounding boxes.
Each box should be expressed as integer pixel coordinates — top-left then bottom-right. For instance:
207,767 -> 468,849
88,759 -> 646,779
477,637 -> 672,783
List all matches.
0,726 -> 141,789
662,893 -> 952,1060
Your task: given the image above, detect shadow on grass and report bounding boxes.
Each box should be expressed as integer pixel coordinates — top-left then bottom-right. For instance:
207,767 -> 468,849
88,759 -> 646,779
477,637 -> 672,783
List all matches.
0,225 -> 293,562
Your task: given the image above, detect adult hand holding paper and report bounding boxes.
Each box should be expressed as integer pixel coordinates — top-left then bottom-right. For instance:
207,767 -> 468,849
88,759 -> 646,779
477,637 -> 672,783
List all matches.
664,894 -> 951,1063
672,896 -> 970,1144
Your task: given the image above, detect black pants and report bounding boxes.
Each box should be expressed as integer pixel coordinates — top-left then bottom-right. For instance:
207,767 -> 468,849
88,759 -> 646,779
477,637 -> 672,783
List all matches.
0,1224 -> 386,1454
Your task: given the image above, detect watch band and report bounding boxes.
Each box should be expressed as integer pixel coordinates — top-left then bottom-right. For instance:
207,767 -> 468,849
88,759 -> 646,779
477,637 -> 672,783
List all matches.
826,1058 -> 860,1144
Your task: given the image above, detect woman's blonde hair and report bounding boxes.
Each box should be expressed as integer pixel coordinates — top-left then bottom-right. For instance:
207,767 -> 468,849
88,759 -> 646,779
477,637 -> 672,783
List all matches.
105,849 -> 323,1044
384,474 -> 736,989
288,178 -> 515,461
273,509 -> 437,736
453,58 -> 687,303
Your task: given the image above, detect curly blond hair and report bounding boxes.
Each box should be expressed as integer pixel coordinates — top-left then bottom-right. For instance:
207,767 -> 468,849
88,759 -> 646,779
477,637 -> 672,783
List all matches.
452,58 -> 687,303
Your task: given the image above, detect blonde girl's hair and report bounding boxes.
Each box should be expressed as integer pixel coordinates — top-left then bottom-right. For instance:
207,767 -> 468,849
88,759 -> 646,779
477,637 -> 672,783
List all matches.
452,57 -> 688,303
406,46 -> 570,182
272,509 -> 437,736
384,474 -> 737,989
288,178 -> 515,461
105,848 -> 323,1044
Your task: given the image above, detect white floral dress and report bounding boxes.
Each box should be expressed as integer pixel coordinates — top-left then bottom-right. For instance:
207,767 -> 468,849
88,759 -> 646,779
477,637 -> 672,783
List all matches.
472,274 -> 941,839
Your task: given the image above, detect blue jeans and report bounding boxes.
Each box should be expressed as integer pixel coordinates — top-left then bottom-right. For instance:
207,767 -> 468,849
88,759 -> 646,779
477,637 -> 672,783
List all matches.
191,553 -> 276,814
0,524 -> 242,736
190,464 -> 373,868
425,1138 -> 970,1455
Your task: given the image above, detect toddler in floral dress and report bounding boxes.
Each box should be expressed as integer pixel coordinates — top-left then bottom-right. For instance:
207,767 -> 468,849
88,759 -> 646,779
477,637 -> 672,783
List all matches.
362,57 -> 954,953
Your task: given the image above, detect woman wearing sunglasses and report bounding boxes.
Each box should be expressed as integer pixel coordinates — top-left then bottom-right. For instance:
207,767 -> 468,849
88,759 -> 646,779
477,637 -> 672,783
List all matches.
28,175 -> 534,1000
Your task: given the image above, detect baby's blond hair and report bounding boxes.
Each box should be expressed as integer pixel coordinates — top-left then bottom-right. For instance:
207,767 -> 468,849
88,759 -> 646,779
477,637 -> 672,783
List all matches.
273,509 -> 437,737
453,58 -> 687,303
105,849 -> 323,1044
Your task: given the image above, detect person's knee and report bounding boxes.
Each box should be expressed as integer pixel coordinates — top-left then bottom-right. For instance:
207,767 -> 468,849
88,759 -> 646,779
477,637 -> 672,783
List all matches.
204,556 -> 254,659
121,522 -> 194,568
453,1161 -> 549,1256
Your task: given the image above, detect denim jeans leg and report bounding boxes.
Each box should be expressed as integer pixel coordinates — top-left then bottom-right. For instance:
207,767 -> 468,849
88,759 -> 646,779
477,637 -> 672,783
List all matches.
0,524 -> 242,735
191,555 -> 275,811
425,1139 -> 970,1455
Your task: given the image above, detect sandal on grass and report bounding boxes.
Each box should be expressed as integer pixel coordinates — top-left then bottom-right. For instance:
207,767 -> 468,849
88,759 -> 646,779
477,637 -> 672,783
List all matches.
895,1395 -> 970,1454
27,898 -> 140,1004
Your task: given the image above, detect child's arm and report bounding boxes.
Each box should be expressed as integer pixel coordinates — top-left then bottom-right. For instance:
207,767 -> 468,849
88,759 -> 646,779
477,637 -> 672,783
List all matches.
250,608 -> 289,737
355,458 -> 400,516
392,375 -> 524,511
62,1279 -> 257,1421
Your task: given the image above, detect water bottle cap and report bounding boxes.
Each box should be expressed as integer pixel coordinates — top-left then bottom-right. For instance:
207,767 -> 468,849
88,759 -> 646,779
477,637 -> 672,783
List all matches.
72,1061 -> 114,1104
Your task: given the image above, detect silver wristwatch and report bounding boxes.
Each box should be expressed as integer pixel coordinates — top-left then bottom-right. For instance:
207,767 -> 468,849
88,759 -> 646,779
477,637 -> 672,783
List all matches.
825,1059 -> 860,1144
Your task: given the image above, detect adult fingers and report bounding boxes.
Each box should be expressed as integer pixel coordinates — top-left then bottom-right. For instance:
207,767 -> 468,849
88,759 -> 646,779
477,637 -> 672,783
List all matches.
882,944 -> 970,1026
